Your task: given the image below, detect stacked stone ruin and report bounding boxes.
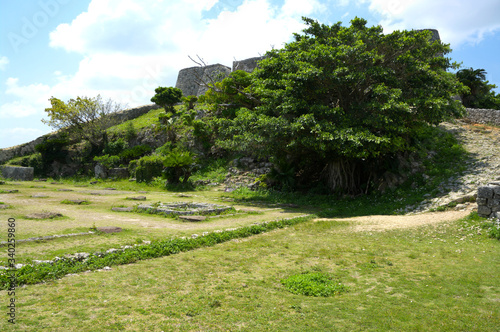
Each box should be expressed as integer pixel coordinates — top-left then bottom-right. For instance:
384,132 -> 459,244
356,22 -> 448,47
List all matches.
175,56 -> 265,97
477,182 -> 500,219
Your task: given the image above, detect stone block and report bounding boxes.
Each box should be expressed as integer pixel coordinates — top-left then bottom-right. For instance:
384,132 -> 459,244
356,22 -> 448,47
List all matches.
108,168 -> 129,179
94,164 -> 107,179
476,197 -> 488,206
1,166 -> 34,181
477,205 -> 492,217
493,186 -> 500,197
477,186 -> 494,199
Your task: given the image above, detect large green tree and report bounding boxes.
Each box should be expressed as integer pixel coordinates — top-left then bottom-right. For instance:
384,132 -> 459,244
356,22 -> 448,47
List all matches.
213,17 -> 465,194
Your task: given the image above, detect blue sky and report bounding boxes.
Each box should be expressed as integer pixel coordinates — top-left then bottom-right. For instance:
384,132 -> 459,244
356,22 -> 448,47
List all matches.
1,0 -> 500,149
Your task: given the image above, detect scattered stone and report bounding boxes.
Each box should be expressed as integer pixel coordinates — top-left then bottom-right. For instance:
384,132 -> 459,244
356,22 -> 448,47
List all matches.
32,194 -> 48,198
138,191 -> 148,194
104,187 -> 117,190
65,199 -> 87,205
90,192 -> 102,195
31,185 -> 45,188
50,182 -> 63,185
34,179 -> 47,182
2,189 -> 19,193
89,181 -> 98,185
57,188 -> 73,192
176,194 -> 191,198
127,196 -> 146,201
137,202 -> 232,215
0,204 -> 10,209
25,212 -> 63,219
96,226 -> 122,234
111,207 -> 134,212
179,215 -> 207,222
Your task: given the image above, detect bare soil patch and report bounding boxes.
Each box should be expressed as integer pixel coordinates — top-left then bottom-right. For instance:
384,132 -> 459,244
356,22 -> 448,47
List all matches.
318,207 -> 474,232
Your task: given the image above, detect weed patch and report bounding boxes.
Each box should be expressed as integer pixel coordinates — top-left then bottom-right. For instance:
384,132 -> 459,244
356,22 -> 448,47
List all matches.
281,272 -> 349,297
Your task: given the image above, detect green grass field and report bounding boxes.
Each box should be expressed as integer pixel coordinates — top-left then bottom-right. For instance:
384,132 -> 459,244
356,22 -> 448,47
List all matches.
0,179 -> 498,330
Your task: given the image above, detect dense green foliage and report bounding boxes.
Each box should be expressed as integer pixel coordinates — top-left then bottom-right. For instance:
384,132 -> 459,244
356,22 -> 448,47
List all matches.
456,67 -> 500,109
208,17 -> 466,194
151,86 -> 183,113
135,155 -> 165,183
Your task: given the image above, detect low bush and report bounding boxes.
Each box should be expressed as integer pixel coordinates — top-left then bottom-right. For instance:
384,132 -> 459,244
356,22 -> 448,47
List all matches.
135,155 -> 165,183
93,154 -> 120,169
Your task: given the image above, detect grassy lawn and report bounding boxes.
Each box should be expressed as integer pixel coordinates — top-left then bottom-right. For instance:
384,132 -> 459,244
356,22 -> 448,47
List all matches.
1,209 -> 498,331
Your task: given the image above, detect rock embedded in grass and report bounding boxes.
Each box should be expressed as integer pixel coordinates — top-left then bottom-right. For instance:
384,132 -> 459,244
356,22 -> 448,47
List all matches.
96,226 -> 122,233
179,215 -> 207,222
57,188 -> 73,192
25,212 -> 63,219
0,204 -> 10,209
126,196 -> 146,201
111,207 -> 134,212
32,194 -> 48,198
2,189 -> 19,193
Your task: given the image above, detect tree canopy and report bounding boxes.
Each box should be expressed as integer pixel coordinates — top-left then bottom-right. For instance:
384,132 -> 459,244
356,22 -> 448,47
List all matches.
151,87 -> 183,113
209,17 -> 466,194
42,95 -> 122,153
456,67 -> 500,109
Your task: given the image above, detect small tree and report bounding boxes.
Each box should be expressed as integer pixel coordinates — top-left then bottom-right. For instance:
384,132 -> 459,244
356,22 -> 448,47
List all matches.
151,87 -> 183,113
42,95 -> 122,155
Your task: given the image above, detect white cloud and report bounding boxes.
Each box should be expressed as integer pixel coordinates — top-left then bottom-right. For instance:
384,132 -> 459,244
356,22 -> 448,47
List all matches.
0,56 -> 9,71
0,78 -> 51,118
44,0 -> 323,108
365,0 -> 500,47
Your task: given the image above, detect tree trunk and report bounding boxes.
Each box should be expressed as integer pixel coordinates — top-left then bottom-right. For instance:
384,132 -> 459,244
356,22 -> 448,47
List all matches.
323,160 -> 364,195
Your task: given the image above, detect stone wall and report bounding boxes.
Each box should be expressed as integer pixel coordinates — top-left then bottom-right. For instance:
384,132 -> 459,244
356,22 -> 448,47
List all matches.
175,64 -> 231,97
232,56 -> 266,73
0,104 -> 161,164
1,166 -> 34,181
477,182 -> 500,219
464,108 -> 500,126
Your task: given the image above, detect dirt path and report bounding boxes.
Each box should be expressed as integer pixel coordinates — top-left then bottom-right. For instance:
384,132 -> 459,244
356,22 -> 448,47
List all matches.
316,206 -> 474,232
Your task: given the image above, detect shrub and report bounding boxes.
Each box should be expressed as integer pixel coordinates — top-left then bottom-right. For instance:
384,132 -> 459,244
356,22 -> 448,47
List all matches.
128,159 -> 139,177
135,155 -> 165,183
119,145 -> 152,161
93,154 -> 120,169
104,138 -> 128,155
163,149 -> 196,184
